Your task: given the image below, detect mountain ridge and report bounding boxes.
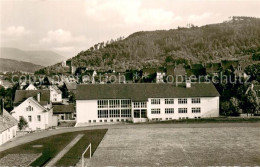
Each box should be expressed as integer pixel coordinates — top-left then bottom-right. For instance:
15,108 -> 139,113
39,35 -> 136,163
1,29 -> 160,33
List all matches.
0,58 -> 43,73
37,17 -> 260,74
0,47 -> 66,67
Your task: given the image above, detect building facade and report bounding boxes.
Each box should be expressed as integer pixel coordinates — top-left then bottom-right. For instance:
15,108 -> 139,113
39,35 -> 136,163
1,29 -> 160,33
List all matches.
11,97 -> 57,131
76,83 -> 220,126
0,109 -> 18,146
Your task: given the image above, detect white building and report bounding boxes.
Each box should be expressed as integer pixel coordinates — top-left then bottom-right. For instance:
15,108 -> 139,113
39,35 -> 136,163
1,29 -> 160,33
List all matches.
49,86 -> 62,103
75,82 -> 220,126
11,90 -> 58,130
0,109 -> 18,146
25,84 -> 38,90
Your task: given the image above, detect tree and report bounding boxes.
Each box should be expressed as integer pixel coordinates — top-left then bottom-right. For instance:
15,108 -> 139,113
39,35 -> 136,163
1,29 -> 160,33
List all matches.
243,87 -> 259,115
18,116 -> 28,130
220,101 -> 231,116
229,97 -> 241,116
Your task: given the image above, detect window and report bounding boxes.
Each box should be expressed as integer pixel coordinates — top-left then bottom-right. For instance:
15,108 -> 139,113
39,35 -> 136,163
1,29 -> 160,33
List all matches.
134,110 -> 140,118
98,110 -> 109,118
165,108 -> 174,114
26,105 -> 33,111
141,109 -> 147,118
140,102 -> 147,108
151,108 -> 160,114
109,100 -> 120,108
178,98 -> 187,104
133,102 -> 140,108
121,100 -> 131,108
89,120 -> 91,123
28,116 -> 32,122
134,102 -> 147,108
165,99 -> 174,104
37,115 -> 41,122
151,99 -> 160,104
192,98 -> 200,104
192,108 -> 201,113
178,108 -> 187,113
109,109 -> 120,117
97,100 -> 108,108
121,109 -> 131,117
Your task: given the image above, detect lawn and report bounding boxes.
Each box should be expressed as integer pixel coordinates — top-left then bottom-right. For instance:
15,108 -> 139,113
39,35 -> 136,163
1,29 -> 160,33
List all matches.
0,129 -> 107,167
89,124 -> 260,166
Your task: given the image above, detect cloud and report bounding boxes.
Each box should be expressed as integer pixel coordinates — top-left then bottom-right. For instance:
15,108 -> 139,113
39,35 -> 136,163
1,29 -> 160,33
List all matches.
188,12 -> 212,22
84,0 -> 181,29
1,26 -> 30,38
40,29 -> 86,44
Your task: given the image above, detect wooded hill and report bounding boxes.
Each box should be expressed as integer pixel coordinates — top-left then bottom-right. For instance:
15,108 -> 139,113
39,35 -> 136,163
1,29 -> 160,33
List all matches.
39,17 -> 260,74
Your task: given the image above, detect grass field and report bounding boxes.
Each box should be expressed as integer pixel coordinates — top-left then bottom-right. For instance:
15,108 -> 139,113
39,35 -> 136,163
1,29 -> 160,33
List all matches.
90,124 -> 260,166
0,129 -> 107,166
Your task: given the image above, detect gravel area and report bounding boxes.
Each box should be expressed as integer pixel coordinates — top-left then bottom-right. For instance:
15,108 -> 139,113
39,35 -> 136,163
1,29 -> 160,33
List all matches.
0,153 -> 41,166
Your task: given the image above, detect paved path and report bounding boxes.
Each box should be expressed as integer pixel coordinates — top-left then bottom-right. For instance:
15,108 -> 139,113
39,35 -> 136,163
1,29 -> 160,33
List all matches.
0,122 -> 259,152
45,134 -> 84,167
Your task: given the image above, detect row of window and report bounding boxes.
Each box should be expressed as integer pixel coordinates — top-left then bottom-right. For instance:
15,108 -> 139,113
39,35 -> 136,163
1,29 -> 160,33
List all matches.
19,115 -> 41,122
151,108 -> 201,114
151,98 -> 201,105
97,109 -> 132,118
97,100 -> 131,108
98,98 -> 201,108
133,102 -> 147,108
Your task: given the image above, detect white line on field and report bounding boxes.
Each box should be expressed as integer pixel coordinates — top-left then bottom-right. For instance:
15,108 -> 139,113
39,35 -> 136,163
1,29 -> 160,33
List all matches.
179,144 -> 194,167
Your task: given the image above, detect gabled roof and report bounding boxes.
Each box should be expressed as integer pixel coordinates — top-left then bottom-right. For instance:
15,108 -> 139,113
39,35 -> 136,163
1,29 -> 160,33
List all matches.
53,104 -> 75,114
174,65 -> 186,76
50,85 -> 62,94
0,109 -> 18,132
64,82 -> 77,90
76,83 -> 220,102
14,90 -> 50,106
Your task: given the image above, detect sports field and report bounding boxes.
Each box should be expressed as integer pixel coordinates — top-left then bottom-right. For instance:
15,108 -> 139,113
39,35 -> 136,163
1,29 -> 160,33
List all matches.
89,123 -> 260,166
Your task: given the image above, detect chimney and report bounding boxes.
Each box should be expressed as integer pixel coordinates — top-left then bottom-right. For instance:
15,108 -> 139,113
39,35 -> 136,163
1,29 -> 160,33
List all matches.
186,79 -> 191,88
37,92 -> 41,102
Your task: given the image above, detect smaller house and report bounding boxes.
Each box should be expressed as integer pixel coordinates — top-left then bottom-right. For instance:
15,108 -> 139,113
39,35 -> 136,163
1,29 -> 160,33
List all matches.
53,104 -> 75,121
11,96 -> 57,131
0,107 -> 18,146
49,86 -> 62,103
156,67 -> 166,83
25,84 -> 37,90
0,79 -> 13,89
174,64 -> 186,76
234,62 -> 249,78
64,82 -> 77,94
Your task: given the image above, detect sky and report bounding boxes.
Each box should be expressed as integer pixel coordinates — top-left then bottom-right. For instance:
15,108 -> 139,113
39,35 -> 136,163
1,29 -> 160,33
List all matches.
0,0 -> 260,58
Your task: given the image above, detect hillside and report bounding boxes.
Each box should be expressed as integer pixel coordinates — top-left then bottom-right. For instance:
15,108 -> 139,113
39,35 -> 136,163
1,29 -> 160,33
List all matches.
0,47 -> 66,66
39,17 -> 260,73
0,58 -> 43,73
